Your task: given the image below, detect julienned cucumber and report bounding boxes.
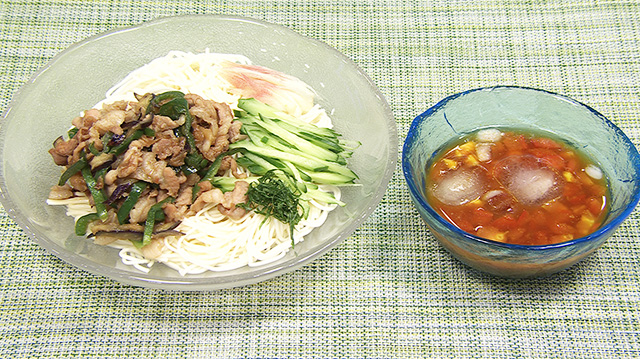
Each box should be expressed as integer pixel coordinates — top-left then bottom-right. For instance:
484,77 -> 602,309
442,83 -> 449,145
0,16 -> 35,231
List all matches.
237,98 -> 337,138
232,98 -> 359,186
210,176 -> 345,207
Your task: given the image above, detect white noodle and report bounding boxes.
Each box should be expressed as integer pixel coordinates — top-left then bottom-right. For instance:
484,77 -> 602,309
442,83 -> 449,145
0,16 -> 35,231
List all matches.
50,51 -> 341,275
95,50 -> 251,108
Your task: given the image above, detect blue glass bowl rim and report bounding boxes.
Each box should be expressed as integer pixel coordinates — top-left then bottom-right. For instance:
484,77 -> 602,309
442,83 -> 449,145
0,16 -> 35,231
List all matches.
402,85 -> 640,251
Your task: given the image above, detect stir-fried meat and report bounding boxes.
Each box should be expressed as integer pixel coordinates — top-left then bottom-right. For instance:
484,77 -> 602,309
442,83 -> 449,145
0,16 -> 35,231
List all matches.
189,180 -> 249,220
219,155 -> 247,179
151,114 -> 183,133
48,184 -> 74,200
163,190 -> 191,223
186,94 -> 235,162
152,137 -> 187,164
158,167 -> 187,198
115,138 -> 152,178
128,190 -> 157,223
217,180 -> 250,220
162,174 -> 200,223
140,237 -> 165,259
88,211 -> 145,233
189,187 -> 224,215
49,91 -> 248,241
68,172 -> 88,192
210,101 -> 235,158
228,120 -> 244,143
92,108 -> 125,137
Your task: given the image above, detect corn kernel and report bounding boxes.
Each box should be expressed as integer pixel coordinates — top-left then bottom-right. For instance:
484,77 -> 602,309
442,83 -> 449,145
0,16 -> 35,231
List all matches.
476,226 -> 506,242
465,155 -> 480,166
468,198 -> 483,206
443,158 -> 458,170
576,212 -> 596,236
563,171 -> 576,182
459,141 -> 476,154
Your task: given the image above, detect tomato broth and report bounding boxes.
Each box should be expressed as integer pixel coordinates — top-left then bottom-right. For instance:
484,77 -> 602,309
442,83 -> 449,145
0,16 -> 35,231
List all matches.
425,128 -> 610,246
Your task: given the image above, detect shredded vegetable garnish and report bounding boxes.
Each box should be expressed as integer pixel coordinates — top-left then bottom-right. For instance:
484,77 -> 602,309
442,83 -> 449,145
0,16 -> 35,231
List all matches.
241,170 -> 304,244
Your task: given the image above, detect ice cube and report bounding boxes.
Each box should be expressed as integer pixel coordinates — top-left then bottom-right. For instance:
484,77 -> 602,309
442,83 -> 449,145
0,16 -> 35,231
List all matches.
476,128 -> 503,142
431,168 -> 487,206
482,189 -> 514,213
476,143 -> 492,162
585,164 -> 603,180
493,155 -> 563,206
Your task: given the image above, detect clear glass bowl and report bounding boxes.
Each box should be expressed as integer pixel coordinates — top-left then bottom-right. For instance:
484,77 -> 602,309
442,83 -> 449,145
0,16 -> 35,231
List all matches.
0,15 -> 396,290
402,86 -> 640,278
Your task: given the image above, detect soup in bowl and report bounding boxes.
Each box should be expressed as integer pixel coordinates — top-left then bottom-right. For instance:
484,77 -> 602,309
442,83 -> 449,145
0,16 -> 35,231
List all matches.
402,86 -> 640,278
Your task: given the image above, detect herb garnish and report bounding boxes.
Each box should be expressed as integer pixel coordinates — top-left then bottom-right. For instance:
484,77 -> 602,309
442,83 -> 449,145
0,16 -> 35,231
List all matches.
240,170 -> 303,245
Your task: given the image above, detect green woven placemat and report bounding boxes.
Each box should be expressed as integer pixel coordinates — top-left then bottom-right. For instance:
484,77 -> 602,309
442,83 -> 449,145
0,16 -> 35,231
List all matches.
1,1 -> 639,358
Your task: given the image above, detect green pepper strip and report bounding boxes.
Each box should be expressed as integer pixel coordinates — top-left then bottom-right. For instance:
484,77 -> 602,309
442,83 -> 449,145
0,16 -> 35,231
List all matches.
179,113 -> 197,153
87,142 -> 100,156
143,127 -> 155,137
109,129 -> 144,156
190,150 -> 241,201
58,157 -> 88,186
153,92 -> 198,153
75,212 -> 99,236
116,181 -> 148,225
137,196 -> 175,248
68,127 -> 79,139
148,91 -> 210,172
101,132 -> 114,152
148,91 -> 185,113
81,167 -> 109,221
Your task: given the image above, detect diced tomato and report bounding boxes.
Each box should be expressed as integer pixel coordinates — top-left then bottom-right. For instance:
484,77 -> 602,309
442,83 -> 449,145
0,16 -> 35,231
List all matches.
563,182 -> 587,205
508,227 -> 526,242
516,210 -> 530,226
550,222 -> 572,235
527,148 -> 566,171
530,137 -> 562,149
565,156 -> 580,172
529,209 -> 548,229
448,213 -> 475,233
503,133 -> 528,152
492,214 -> 518,231
571,204 -> 587,215
587,196 -> 604,216
520,231 -> 548,245
543,201 -> 573,222
472,207 -> 494,225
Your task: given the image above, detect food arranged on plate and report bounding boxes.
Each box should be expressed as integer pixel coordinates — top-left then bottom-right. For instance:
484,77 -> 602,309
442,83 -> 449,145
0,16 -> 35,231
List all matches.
46,51 -> 359,275
425,128 -> 609,245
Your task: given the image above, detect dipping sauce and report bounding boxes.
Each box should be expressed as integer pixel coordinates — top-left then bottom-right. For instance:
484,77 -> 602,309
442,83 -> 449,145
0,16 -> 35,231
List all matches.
425,128 -> 610,245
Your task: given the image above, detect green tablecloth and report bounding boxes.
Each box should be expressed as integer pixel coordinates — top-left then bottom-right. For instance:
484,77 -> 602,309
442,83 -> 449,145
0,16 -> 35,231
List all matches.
1,1 -> 639,358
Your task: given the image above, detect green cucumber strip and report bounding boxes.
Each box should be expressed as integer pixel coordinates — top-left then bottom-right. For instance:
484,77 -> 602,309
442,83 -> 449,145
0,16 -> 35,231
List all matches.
230,142 -> 356,181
